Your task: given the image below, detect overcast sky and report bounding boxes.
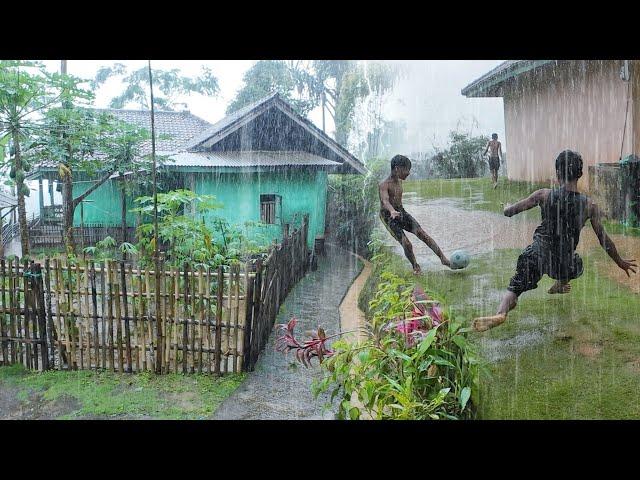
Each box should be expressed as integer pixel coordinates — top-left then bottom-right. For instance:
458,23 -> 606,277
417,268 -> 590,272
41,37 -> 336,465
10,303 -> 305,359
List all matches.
39,60 -> 506,152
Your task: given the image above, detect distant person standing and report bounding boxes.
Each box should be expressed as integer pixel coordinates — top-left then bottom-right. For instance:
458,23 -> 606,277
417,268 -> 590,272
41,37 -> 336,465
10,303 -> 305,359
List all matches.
484,133 -> 503,189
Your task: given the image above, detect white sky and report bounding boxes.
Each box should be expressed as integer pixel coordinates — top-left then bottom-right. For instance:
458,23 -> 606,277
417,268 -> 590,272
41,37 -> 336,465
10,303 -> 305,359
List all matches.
39,60 -> 505,152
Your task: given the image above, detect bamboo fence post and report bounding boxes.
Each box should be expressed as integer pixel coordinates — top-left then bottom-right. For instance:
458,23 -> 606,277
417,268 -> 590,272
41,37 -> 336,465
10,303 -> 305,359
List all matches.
44,259 -> 55,368
0,259 -> 7,365
75,262 -> 84,370
182,263 -> 189,374
138,265 -> 147,372
90,261 -> 99,370
233,265 -> 240,373
173,266 -> 180,374
189,264 -> 196,374
99,260 -> 107,370
128,263 -> 139,373
144,266 -> 155,372
120,261 -> 132,373
198,265 -> 205,374
106,260 -> 115,371
22,260 -> 32,369
215,265 -> 224,375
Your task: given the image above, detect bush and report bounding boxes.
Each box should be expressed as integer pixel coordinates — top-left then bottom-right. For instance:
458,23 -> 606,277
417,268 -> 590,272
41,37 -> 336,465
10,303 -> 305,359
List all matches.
325,157 -> 387,258
312,263 -> 480,420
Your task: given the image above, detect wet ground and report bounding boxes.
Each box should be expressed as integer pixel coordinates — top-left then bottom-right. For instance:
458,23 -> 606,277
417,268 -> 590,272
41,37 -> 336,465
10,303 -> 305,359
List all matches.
379,190 -> 640,367
212,244 -> 362,419
379,192 -> 640,292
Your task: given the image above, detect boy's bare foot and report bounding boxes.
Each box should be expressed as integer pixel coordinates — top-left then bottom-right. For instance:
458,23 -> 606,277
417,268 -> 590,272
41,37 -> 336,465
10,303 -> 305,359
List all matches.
441,257 -> 451,268
472,314 -> 506,332
493,182 -> 498,189
548,281 -> 571,294
413,265 -> 422,275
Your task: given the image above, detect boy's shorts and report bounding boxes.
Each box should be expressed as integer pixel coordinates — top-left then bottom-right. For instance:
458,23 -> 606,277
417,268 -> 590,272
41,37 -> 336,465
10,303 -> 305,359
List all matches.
489,156 -> 500,171
507,244 -> 584,296
380,209 -> 421,242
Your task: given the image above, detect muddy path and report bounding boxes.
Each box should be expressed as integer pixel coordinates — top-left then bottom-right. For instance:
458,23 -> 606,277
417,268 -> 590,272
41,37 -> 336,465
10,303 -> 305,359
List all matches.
212,244 -> 362,419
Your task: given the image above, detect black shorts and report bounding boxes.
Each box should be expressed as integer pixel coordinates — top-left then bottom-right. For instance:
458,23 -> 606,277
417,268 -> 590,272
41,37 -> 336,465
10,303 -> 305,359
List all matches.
380,209 -> 421,242
489,156 -> 500,171
507,244 -> 584,296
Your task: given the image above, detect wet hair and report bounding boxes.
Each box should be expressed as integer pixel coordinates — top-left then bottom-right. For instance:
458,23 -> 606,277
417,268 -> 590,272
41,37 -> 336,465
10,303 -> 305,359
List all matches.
492,133 -> 498,139
390,154 -> 411,171
555,149 -> 583,182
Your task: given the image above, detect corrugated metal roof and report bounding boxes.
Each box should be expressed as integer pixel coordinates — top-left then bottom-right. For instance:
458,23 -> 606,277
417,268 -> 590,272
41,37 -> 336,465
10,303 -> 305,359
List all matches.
461,60 -> 557,97
166,151 -> 341,168
184,93 -> 279,150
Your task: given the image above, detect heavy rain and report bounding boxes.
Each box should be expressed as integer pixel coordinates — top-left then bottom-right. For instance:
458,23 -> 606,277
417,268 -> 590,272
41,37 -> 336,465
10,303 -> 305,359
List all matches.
0,59 -> 639,421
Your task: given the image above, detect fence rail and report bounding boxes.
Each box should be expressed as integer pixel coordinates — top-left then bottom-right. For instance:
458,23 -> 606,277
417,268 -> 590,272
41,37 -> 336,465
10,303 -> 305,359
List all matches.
0,215 -> 309,374
30,224 -> 136,248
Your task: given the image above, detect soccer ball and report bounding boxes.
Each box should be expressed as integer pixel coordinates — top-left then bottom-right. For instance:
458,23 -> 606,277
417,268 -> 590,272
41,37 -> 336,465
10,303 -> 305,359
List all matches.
450,250 -> 470,270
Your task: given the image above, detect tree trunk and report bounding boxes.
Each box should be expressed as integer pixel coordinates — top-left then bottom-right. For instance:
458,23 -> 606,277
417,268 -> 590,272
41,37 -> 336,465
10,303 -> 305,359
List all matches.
62,167 -> 75,256
13,133 -> 30,257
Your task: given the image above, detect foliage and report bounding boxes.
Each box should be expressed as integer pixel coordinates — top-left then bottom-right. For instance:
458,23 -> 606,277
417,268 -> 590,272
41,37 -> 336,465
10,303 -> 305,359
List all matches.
131,189 -> 271,269
312,266 -> 479,420
0,60 -> 94,254
83,236 -> 137,261
91,63 -> 220,111
325,157 -> 387,258
226,61 -> 316,116
432,131 -> 489,179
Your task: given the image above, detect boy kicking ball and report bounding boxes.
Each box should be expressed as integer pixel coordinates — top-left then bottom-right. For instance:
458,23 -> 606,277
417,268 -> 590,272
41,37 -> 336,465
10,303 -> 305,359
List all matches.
379,154 -> 452,275
473,150 -> 637,332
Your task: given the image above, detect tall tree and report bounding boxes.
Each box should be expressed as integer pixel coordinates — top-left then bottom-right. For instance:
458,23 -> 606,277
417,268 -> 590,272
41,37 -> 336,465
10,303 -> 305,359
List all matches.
0,60 -> 89,256
91,63 -> 220,111
226,60 -> 317,116
28,107 -> 152,255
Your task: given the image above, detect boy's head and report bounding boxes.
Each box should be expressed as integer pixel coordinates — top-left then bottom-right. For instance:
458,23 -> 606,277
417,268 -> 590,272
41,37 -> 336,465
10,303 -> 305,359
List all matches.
492,133 -> 498,140
555,149 -> 583,183
391,154 -> 411,179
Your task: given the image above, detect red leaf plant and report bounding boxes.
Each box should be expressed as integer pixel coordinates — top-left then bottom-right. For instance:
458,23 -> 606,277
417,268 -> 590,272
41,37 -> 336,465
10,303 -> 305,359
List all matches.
276,287 -> 446,365
276,317 -> 341,367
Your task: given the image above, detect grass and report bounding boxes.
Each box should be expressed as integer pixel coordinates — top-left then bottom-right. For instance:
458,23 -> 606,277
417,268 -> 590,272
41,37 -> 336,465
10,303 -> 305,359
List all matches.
0,365 -> 245,419
402,177 -> 551,222
360,176 -> 640,419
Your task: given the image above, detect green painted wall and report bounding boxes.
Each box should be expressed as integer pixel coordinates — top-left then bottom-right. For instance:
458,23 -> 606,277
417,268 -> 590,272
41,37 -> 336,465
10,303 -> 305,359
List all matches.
192,169 -> 327,249
72,180 -> 137,227
71,169 -> 328,249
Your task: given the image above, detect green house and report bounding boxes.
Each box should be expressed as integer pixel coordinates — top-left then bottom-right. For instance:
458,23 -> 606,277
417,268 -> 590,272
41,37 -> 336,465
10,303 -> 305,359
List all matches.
30,93 -> 366,249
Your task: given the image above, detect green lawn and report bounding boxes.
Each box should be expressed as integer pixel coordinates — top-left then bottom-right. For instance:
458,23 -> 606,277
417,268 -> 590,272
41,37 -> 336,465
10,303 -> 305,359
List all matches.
403,177 -> 551,222
0,365 -> 245,419
361,177 -> 640,419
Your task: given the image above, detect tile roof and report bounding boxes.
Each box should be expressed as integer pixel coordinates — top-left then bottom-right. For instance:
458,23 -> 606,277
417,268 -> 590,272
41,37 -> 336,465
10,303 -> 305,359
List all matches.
91,108 -> 212,152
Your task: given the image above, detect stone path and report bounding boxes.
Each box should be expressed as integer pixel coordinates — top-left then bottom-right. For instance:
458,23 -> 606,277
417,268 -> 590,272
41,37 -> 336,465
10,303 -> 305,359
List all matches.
212,244 -> 362,420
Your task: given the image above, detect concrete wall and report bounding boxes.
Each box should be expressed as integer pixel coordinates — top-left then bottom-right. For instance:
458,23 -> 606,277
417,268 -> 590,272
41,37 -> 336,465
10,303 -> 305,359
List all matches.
503,60 -> 637,191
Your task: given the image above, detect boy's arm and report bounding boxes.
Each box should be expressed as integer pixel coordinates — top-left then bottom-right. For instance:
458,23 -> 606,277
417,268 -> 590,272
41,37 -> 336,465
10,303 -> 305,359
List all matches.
379,182 -> 400,219
589,201 -> 637,276
504,189 -> 549,217
483,142 -> 489,156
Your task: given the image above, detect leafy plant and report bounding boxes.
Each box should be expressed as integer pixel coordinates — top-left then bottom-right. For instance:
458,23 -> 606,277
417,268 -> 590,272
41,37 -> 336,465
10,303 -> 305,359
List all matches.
310,271 -> 480,420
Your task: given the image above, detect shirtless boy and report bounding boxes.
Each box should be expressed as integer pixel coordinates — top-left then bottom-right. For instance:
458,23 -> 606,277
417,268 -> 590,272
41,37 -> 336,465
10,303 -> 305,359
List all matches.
379,154 -> 451,274
483,133 -> 503,189
473,150 -> 637,332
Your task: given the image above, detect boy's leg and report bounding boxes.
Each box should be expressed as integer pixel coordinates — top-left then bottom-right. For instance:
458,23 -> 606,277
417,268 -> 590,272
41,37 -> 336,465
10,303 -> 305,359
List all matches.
472,290 -> 518,332
415,227 -> 451,267
472,245 -> 541,332
399,233 -> 421,274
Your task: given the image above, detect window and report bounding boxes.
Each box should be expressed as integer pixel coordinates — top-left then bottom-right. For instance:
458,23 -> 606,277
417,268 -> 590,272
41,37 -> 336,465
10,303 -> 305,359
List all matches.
260,194 -> 281,224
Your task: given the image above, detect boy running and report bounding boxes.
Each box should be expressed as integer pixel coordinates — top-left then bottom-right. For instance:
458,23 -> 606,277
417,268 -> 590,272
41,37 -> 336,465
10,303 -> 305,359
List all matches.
379,154 -> 451,274
473,150 -> 637,332
483,133 -> 503,189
